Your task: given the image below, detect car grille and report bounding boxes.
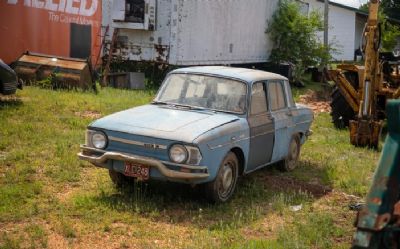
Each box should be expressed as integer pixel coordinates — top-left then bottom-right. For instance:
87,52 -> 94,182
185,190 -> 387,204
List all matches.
104,130 -> 172,161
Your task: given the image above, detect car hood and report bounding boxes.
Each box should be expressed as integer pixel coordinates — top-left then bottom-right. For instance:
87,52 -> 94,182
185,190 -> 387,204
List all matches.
90,104 -> 240,143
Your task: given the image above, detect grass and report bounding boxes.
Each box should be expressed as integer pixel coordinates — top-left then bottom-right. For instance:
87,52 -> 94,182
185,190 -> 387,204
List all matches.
0,85 -> 381,248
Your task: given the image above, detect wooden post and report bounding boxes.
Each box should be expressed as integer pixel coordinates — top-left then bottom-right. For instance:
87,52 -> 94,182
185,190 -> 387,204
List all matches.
102,28 -> 119,87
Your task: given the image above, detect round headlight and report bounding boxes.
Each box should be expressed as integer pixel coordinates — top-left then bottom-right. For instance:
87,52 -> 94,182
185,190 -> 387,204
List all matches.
91,132 -> 107,149
169,144 -> 188,164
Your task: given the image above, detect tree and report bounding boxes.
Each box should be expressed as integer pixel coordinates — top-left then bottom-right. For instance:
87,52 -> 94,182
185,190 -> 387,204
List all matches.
381,0 -> 400,20
361,0 -> 400,20
267,0 -> 332,83
359,1 -> 400,52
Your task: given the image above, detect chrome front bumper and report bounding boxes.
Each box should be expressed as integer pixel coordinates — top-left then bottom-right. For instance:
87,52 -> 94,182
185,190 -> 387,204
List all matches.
78,145 -> 209,180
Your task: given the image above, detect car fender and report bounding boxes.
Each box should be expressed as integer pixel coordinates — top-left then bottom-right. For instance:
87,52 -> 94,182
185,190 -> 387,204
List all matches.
194,118 -> 250,182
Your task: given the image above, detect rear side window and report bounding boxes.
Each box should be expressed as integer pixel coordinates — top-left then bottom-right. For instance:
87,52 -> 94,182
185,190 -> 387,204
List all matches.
250,82 -> 268,115
285,81 -> 296,107
268,81 -> 287,111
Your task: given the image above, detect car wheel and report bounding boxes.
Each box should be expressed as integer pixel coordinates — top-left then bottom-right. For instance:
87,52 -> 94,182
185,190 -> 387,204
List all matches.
204,152 -> 238,203
108,169 -> 132,188
278,135 -> 301,172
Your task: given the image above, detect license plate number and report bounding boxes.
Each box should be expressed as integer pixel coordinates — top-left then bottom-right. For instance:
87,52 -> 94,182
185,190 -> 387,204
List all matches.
124,162 -> 149,180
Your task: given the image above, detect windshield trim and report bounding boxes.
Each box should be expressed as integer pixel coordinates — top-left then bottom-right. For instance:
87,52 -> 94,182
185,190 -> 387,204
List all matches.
154,72 -> 249,115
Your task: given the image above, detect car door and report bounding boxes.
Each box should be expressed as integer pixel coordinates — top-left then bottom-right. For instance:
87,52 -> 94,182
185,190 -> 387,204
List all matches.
268,80 -> 291,162
247,82 -> 275,172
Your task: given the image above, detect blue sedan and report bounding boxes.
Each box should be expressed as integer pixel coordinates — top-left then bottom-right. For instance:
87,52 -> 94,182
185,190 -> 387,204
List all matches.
78,66 -> 313,203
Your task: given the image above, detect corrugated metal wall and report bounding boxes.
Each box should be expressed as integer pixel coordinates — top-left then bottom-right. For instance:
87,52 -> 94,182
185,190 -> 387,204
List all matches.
174,0 -> 278,65
102,0 -> 361,65
103,0 -> 279,65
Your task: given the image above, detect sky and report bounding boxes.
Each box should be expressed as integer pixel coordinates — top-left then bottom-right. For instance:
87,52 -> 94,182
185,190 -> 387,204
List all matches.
330,0 -> 368,8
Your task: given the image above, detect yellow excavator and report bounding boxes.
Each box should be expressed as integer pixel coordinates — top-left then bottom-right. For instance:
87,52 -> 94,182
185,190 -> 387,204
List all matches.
328,0 -> 400,148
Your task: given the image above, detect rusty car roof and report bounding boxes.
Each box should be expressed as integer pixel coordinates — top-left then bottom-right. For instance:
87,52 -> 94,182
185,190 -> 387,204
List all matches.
171,66 -> 288,83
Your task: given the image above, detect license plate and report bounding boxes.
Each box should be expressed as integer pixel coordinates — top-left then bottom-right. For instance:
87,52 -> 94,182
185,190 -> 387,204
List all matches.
124,162 -> 150,180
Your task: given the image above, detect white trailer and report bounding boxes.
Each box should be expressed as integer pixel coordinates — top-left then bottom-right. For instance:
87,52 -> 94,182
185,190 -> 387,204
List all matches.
102,0 -> 279,65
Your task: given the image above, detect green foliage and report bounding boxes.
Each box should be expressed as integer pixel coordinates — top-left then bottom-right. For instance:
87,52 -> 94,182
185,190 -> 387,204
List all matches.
267,0 -> 332,81
381,0 -> 400,20
361,0 -> 400,20
359,3 -> 368,12
359,2 -> 400,52
35,73 -> 55,89
381,19 -> 400,52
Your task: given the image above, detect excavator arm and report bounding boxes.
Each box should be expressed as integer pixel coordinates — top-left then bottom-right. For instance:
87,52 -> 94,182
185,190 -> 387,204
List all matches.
348,0 -> 383,148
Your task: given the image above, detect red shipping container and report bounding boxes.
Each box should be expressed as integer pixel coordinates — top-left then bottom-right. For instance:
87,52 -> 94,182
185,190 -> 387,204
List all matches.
0,0 -> 102,65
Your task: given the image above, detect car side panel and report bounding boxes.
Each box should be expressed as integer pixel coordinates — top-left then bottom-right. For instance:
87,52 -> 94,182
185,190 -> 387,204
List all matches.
194,118 -> 250,183
270,109 -> 291,162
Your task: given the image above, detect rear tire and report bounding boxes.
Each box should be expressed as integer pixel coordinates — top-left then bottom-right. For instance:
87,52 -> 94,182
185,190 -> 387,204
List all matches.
330,71 -> 358,129
278,135 -> 301,172
330,88 -> 355,129
204,152 -> 238,203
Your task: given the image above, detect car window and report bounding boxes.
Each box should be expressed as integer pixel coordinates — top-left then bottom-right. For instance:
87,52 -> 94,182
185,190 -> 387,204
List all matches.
159,75 -> 185,102
268,81 -> 287,111
250,82 -> 268,115
155,74 -> 247,114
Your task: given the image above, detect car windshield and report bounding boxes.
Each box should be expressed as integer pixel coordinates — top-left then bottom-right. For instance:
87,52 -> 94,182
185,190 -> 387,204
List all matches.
154,73 -> 247,114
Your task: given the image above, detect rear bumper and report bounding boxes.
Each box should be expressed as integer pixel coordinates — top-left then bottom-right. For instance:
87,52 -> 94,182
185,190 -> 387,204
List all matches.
78,145 -> 210,181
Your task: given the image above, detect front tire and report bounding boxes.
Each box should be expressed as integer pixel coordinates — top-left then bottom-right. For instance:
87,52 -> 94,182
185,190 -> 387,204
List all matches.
204,152 -> 238,203
109,170 -> 133,188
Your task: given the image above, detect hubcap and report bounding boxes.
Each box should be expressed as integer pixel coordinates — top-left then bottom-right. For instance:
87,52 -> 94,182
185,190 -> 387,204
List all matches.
222,165 -> 233,191
219,162 -> 234,197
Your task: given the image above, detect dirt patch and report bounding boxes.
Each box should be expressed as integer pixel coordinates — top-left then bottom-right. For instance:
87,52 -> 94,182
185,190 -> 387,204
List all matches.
312,190 -> 362,212
298,89 -> 331,114
74,110 -> 102,119
241,213 -> 289,240
260,174 -> 332,198
55,168 -> 94,203
47,232 -> 69,249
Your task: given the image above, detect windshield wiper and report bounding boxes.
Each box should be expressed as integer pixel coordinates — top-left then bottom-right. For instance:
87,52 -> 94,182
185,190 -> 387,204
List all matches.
171,104 -> 209,111
152,101 -> 169,105
153,102 -> 212,112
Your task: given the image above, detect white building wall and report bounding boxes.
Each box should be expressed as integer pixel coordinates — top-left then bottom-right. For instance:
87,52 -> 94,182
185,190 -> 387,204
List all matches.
305,0 -> 357,61
355,15 -> 366,51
